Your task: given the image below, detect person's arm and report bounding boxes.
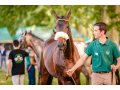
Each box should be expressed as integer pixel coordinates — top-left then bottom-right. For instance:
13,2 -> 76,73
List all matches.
111,43 -> 120,72
66,53 -> 88,76
29,52 -> 37,66
6,59 -> 12,80
116,57 -> 120,68
112,57 -> 120,72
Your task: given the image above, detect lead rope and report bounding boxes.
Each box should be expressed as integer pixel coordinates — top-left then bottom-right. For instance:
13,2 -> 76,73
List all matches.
60,50 -> 77,85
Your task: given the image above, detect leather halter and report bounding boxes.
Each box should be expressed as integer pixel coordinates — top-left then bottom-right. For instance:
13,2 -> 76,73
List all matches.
57,19 -> 69,22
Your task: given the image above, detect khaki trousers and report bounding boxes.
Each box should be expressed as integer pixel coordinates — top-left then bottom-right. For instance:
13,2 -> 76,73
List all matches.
91,72 -> 112,85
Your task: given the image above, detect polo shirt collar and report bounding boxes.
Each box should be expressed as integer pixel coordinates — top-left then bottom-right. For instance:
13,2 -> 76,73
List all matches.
96,38 -> 110,45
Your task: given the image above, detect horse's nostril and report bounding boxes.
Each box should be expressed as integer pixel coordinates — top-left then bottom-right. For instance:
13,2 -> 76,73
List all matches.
58,42 -> 64,47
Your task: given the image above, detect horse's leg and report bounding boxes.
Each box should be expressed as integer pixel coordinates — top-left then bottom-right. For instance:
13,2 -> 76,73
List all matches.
47,74 -> 53,84
38,54 -> 53,85
58,79 -> 63,85
81,65 -> 90,85
58,77 -> 75,85
58,70 -> 81,85
74,69 -> 80,85
38,67 -> 53,85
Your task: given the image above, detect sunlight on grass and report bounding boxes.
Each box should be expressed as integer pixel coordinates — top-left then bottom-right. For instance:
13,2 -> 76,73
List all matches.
0,69 -> 87,85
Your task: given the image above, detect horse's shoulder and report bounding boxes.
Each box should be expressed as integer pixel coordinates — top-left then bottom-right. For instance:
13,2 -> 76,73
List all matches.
44,36 -> 56,47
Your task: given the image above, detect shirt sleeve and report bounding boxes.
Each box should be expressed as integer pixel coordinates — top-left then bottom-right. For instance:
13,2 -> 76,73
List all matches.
84,42 -> 93,56
112,43 -> 120,60
24,51 -> 29,57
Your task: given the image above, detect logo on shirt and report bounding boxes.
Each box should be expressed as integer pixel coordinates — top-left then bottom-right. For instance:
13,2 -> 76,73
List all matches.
95,52 -> 98,56
14,54 -> 23,64
106,50 -> 110,55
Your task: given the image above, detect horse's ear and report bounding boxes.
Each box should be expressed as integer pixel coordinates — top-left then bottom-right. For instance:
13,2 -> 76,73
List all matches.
52,10 -> 59,20
66,9 -> 71,20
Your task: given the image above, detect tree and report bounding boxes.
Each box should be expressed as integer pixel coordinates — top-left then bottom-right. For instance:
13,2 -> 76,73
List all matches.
0,5 -> 119,44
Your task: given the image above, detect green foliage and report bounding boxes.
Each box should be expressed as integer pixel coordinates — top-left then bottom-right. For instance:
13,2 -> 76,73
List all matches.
0,5 -> 120,38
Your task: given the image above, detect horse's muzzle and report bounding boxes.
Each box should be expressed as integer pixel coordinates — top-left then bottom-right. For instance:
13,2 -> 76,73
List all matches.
57,42 -> 66,50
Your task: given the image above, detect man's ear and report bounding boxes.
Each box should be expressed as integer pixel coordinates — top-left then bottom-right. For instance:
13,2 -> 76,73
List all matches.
101,30 -> 105,35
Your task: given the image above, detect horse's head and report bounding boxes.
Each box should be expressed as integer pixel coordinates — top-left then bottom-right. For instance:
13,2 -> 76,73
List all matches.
52,10 -> 77,84
19,31 -> 32,49
53,10 -> 74,60
53,10 -> 71,51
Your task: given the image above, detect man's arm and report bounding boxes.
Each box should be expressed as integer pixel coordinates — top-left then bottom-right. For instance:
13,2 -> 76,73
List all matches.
6,59 -> 12,80
66,53 -> 88,76
112,57 -> 120,72
111,43 -> 120,72
29,52 -> 37,66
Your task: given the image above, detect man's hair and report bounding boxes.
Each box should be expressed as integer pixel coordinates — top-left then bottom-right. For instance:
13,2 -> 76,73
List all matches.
94,22 -> 107,34
13,40 -> 19,47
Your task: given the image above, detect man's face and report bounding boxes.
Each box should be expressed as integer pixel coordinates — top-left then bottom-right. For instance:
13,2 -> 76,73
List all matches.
93,26 -> 103,39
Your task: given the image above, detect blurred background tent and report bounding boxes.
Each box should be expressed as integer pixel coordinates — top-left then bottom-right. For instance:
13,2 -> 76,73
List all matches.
0,27 -> 13,50
0,27 -> 12,43
14,25 -> 86,42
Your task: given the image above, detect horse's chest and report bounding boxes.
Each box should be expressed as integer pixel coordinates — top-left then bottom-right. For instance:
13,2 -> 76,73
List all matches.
53,50 -> 65,67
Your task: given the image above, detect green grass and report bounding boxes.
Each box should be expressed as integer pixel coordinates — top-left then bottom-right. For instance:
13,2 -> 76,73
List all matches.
0,69 -> 87,85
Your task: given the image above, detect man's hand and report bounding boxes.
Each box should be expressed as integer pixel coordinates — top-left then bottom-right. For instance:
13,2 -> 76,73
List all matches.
66,68 -> 75,77
111,65 -> 118,72
6,73 -> 9,80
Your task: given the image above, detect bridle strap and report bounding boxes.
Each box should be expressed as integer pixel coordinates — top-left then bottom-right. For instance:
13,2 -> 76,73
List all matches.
57,19 -> 69,22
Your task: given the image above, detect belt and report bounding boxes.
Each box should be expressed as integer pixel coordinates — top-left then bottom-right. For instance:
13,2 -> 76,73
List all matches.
93,71 -> 111,73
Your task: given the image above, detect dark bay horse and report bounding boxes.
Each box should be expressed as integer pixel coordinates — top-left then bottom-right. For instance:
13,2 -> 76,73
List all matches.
19,31 -> 90,85
39,10 -> 90,85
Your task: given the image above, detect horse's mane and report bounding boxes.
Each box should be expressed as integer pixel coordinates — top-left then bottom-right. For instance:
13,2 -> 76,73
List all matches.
64,25 -> 74,59
27,32 -> 44,58
28,32 -> 44,42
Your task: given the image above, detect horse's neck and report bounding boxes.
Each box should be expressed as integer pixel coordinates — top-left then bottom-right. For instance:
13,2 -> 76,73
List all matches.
45,34 -> 55,45
31,37 -> 43,46
30,37 -> 43,56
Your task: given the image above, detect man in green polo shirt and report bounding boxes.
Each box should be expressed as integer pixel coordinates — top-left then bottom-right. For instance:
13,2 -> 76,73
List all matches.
66,22 -> 120,85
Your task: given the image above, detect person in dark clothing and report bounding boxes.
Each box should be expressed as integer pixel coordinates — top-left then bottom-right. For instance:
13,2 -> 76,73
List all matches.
6,40 -> 29,85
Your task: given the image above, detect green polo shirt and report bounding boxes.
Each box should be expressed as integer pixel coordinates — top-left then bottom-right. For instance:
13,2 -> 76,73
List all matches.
85,39 -> 120,72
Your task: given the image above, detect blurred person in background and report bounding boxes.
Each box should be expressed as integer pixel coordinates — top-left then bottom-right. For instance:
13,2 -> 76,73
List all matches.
0,44 -> 7,72
6,40 -> 29,85
25,46 -> 37,85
